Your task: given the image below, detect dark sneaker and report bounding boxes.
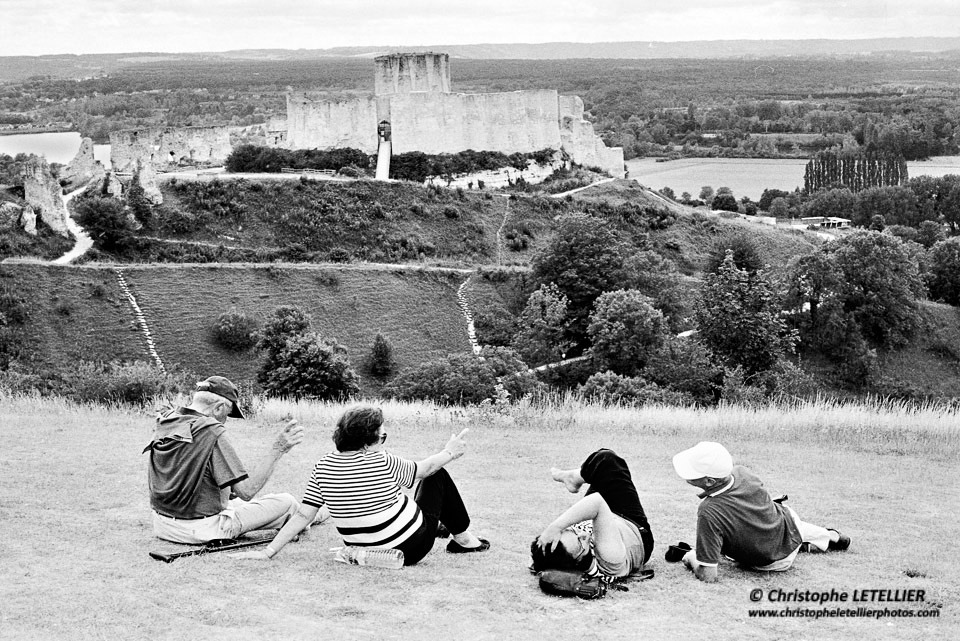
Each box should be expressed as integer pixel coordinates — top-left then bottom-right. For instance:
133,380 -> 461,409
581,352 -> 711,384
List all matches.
665,542 -> 692,563
446,538 -> 491,554
827,530 -> 851,551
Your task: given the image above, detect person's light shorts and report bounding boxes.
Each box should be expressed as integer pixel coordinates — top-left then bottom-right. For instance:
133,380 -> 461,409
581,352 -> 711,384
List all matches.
594,515 -> 646,578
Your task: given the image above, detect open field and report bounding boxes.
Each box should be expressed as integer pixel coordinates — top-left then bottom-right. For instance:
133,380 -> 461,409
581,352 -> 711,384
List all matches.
0,393 -> 956,640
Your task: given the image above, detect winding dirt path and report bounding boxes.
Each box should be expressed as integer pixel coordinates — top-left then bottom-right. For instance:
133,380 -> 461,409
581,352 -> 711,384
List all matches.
53,184 -> 94,264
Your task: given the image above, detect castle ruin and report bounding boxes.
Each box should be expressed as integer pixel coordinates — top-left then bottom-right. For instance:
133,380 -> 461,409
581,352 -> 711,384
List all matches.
286,52 -> 624,177
106,53 -> 625,180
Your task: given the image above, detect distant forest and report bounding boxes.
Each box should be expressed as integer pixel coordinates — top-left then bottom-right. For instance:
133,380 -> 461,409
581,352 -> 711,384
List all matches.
2,52 -> 960,160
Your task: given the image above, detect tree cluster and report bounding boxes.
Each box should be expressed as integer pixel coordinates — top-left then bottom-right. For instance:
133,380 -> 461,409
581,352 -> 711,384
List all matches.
389,148 -> 556,183
255,306 -> 360,401
803,151 -> 908,194
225,145 -> 370,174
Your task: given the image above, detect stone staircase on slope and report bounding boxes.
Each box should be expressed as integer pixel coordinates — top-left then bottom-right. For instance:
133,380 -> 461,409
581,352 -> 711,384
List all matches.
114,268 -> 166,372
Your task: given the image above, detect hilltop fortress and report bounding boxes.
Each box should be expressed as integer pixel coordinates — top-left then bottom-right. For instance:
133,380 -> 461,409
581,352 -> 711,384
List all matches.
110,52 -> 624,179
289,52 -> 624,177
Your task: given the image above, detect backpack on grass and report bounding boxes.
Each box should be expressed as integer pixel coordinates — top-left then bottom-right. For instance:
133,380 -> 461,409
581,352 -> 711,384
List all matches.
536,567 -> 655,599
537,569 -> 607,599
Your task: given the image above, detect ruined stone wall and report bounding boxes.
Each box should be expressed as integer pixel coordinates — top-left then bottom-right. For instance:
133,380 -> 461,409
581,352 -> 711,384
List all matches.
375,52 -> 450,96
286,93 -> 379,153
266,117 -> 288,147
387,90 -> 562,155
61,137 -> 105,187
20,157 -> 69,236
558,95 -> 625,178
110,125 -> 232,173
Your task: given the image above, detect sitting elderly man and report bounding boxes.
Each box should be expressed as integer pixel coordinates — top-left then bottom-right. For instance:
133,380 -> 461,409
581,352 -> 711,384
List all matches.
144,375 -> 305,544
673,441 -> 850,582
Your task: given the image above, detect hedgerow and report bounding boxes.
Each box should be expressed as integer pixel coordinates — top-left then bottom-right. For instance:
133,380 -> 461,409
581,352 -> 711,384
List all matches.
69,360 -> 187,405
225,145 -> 371,174
578,370 -> 695,406
390,148 -> 556,183
384,346 -> 538,405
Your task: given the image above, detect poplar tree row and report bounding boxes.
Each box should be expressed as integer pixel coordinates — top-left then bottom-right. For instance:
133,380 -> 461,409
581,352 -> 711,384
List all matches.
803,151 -> 908,195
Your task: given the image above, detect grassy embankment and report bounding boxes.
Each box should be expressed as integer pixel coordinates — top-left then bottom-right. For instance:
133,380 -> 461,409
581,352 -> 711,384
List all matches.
139,177 -> 823,274
0,393 -> 955,640
149,178 -> 515,266
0,262 -> 472,396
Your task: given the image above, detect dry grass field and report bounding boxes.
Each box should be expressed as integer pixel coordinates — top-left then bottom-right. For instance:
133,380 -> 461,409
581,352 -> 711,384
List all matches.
1,393 -> 956,640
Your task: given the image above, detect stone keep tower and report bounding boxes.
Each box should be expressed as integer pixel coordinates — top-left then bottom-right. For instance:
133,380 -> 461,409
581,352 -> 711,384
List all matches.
375,52 -> 450,96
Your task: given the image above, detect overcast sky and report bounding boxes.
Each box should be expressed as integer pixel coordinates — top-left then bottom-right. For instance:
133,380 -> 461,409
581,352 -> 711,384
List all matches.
2,0 -> 959,57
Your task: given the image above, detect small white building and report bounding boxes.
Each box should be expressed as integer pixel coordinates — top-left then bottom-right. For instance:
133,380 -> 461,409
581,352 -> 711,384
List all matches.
800,216 -> 850,229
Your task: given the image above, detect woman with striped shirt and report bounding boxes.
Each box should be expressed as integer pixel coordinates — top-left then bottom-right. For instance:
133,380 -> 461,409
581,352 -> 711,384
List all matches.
233,406 -> 489,564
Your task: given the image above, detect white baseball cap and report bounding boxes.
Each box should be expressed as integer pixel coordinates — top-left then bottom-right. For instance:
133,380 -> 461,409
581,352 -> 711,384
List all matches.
673,441 -> 733,480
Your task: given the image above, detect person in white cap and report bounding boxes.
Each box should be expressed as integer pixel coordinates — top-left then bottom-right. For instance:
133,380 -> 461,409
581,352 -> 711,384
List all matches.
144,375 -> 309,544
672,441 -> 849,582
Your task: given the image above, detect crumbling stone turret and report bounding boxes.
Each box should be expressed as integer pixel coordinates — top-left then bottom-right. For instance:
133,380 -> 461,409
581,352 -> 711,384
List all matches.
61,137 -> 105,188
20,157 -> 70,237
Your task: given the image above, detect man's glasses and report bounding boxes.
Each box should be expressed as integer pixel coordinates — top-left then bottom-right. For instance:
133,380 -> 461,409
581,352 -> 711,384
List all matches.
379,432 -> 388,444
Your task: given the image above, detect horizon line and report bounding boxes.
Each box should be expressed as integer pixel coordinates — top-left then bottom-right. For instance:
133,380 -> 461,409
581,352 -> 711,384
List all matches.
6,35 -> 960,59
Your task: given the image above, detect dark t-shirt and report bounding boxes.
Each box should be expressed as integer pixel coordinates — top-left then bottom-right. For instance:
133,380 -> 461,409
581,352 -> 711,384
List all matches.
145,408 -> 248,519
695,465 -> 802,567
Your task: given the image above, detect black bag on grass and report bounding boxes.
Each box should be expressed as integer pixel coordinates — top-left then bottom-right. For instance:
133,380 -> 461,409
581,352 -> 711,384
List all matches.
537,569 -> 607,599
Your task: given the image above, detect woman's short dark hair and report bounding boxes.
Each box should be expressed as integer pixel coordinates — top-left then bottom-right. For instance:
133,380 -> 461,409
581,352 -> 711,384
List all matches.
332,406 -> 384,452
529,537 -> 592,573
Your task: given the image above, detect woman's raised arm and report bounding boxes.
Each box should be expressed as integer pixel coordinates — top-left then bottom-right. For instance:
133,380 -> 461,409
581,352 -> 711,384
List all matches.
414,428 -> 469,479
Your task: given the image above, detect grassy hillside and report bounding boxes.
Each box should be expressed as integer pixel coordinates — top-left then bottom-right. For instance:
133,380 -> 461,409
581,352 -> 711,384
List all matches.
0,263 -> 145,369
150,178 -> 512,265
146,177 -> 821,276
570,179 -> 823,275
652,212 -> 822,276
2,262 -> 474,395
873,302 -> 960,398
5,177 -> 959,402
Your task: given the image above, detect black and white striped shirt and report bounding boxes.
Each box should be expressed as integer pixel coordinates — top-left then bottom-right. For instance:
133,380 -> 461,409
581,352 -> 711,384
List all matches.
302,450 -> 422,547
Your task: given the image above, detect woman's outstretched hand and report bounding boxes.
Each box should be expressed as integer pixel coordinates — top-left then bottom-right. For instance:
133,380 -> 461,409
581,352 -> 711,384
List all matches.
444,428 -> 470,459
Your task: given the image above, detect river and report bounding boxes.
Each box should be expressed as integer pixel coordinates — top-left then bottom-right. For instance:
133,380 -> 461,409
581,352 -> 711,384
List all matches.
0,131 -> 111,167
626,156 -> 960,200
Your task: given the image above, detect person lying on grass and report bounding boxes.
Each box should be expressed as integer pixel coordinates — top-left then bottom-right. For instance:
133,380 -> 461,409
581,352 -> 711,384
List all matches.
144,375 -> 305,544
673,441 -> 851,583
531,449 -> 654,582
232,405 -> 490,563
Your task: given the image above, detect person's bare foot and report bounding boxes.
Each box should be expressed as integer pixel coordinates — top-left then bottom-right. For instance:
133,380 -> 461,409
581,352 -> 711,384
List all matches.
452,531 -> 482,548
551,467 -> 584,493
